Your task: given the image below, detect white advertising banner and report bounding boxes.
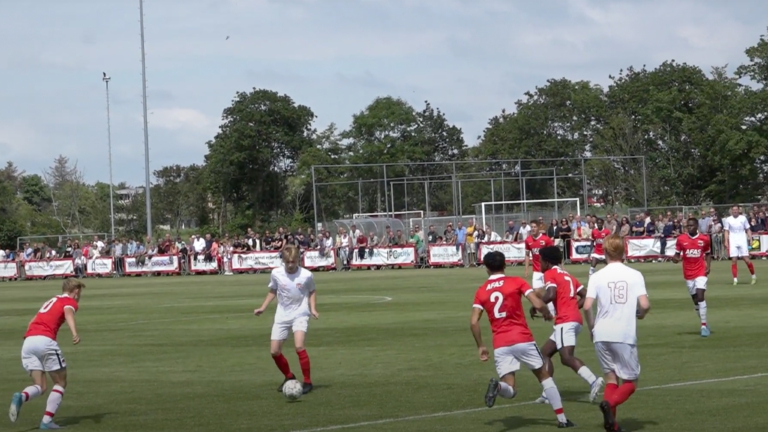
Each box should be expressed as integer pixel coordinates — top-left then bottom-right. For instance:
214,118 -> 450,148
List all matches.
428,245 -> 462,266
189,256 -> 220,273
569,240 -> 593,263
302,249 -> 336,269
478,242 -> 526,263
0,261 -> 19,278
231,251 -> 282,272
123,255 -> 180,275
350,246 -> 416,267
750,234 -> 768,256
24,259 -> 75,279
624,237 -> 678,259
86,257 -> 114,276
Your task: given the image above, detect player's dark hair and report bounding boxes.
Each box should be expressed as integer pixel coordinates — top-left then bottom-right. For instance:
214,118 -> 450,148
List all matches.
539,246 -> 562,266
687,217 -> 698,225
483,251 -> 506,273
597,218 -> 604,224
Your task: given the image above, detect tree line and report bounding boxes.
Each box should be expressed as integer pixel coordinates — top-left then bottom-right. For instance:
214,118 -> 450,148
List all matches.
1,30 -> 767,248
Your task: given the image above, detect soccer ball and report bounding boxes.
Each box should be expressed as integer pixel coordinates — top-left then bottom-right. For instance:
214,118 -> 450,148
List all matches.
282,379 -> 304,401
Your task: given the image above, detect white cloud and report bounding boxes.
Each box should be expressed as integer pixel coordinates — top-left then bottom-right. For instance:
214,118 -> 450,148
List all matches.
149,108 -> 216,132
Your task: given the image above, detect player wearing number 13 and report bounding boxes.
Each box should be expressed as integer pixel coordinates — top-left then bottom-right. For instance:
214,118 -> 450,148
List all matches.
672,218 -> 712,337
9,278 -> 84,430
471,251 -> 575,428
583,234 -> 650,432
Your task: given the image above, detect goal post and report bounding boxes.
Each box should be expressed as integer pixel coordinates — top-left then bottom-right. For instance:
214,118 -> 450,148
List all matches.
475,199 -> 580,235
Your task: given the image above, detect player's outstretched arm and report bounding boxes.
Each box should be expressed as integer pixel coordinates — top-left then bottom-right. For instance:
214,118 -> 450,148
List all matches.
469,307 -> 489,361
64,307 -> 80,345
541,284 -> 556,305
525,291 -> 552,321
254,290 -> 277,316
524,251 -> 530,277
636,295 -> 651,320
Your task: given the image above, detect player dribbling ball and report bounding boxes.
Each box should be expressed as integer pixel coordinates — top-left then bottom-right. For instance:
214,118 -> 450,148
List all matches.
254,245 -> 319,395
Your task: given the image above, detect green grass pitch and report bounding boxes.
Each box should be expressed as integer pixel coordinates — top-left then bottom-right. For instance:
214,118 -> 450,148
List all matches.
2,261 -> 767,431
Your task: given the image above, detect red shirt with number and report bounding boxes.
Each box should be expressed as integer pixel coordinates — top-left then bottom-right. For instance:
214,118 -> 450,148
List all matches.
24,294 -> 79,341
675,233 -> 710,280
473,275 -> 534,349
524,234 -> 554,272
591,228 -> 611,255
543,266 -> 584,325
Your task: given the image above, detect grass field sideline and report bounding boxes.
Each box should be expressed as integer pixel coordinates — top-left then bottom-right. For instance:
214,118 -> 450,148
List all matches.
1,261 -> 767,431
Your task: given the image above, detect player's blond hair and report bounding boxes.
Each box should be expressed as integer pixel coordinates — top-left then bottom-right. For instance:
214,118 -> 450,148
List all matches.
282,244 -> 300,262
62,278 -> 85,293
604,234 -> 624,262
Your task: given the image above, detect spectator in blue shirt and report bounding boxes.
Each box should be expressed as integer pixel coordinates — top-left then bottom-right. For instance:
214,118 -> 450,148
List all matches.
660,218 -> 675,255
455,222 -> 467,255
631,215 -> 645,236
645,217 -> 657,236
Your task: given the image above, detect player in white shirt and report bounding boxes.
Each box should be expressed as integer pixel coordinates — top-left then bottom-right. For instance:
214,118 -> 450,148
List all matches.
583,234 -> 650,432
254,245 -> 319,394
723,206 -> 756,285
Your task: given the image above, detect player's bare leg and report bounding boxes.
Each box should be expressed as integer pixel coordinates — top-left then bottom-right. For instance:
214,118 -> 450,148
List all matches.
39,369 -> 67,430
600,371 -> 636,432
293,331 -> 313,394
9,370 -> 47,423
589,257 -> 598,276
693,289 -> 710,337
531,366 -> 575,427
271,339 -> 297,392
537,340 -> 603,403
485,373 -> 516,408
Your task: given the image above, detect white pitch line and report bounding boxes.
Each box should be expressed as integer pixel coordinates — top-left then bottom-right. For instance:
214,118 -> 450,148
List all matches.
290,372 -> 768,432
322,295 -> 393,304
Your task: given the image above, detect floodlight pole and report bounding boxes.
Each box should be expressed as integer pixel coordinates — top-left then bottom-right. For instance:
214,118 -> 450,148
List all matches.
102,73 -> 115,240
139,0 -> 153,239
383,165 -> 389,217
312,166 -> 319,232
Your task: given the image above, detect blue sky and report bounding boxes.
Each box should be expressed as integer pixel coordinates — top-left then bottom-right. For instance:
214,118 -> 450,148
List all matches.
1,0 -> 766,185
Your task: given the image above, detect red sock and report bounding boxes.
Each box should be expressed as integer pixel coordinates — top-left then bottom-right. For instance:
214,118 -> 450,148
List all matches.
297,349 -> 312,383
272,353 -> 293,378
604,383 -> 618,417
747,262 -> 755,275
610,382 -> 636,407
732,263 -> 738,278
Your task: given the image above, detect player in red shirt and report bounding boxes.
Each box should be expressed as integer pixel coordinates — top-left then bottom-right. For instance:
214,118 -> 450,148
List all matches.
589,218 -> 611,276
471,251 -> 575,428
672,217 -> 712,337
524,221 -> 555,293
531,246 -> 605,405
9,278 -> 83,430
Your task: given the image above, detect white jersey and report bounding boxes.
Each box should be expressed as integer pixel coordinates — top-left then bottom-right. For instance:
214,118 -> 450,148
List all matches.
268,266 -> 316,323
586,262 -> 647,345
723,215 -> 750,239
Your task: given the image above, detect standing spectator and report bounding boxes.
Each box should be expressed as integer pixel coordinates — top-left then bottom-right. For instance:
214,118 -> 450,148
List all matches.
465,219 -> 477,266
546,219 -> 558,238
319,231 -> 332,259
414,225 -> 425,246
263,231 -> 274,250
366,231 -> 378,259
395,229 -> 407,246
454,222 -> 467,263
605,214 -> 618,234
380,226 -> 393,247
444,226 -> 456,245
632,215 -> 645,236
661,217 -> 675,256
645,216 -> 657,237
426,225 -> 438,244
517,221 -> 531,241
619,217 -> 631,237
711,215 -> 724,259
750,217 -> 765,233
556,219 -> 573,262
409,228 -> 424,257
571,215 -> 586,230
574,221 -> 591,241
355,230 -> 368,261
308,234 -> 318,249
350,224 -> 362,240
338,229 -> 350,270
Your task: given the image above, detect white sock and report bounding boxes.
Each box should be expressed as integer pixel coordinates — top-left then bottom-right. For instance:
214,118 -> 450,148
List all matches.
694,304 -> 700,318
42,385 -> 64,424
589,267 -> 595,275
498,381 -> 516,399
577,366 -> 597,386
22,385 -> 42,402
541,378 -> 567,423
699,301 -> 707,326
753,274 -> 757,279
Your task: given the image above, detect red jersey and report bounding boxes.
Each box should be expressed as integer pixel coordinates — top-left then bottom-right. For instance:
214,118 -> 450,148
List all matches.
473,275 -> 535,349
356,234 -> 367,247
591,228 -> 611,255
675,233 -> 710,280
543,266 -> 583,325
24,295 -> 79,341
525,234 -> 554,272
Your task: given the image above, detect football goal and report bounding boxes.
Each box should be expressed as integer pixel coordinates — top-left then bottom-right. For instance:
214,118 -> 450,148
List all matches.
475,198 -> 580,236
353,211 -> 424,221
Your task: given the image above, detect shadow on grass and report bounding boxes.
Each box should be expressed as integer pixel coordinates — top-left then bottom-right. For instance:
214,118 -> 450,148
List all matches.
59,411 -> 114,426
485,415 -> 559,430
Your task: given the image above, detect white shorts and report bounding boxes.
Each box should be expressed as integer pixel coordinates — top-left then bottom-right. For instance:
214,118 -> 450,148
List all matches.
493,342 -> 544,377
21,336 -> 66,373
590,253 -> 606,261
270,316 -> 309,341
549,322 -> 582,349
729,238 -> 749,258
685,276 -> 707,295
594,341 -> 640,381
532,271 -> 544,289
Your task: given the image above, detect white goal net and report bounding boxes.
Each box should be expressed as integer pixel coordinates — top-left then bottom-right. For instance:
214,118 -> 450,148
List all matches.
475,199 -> 581,236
